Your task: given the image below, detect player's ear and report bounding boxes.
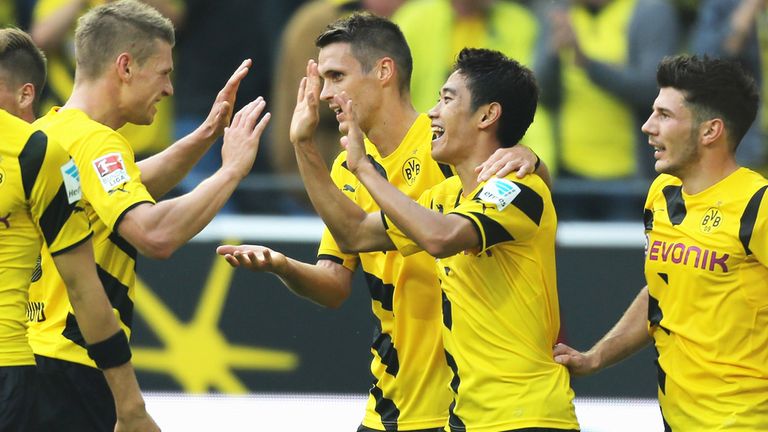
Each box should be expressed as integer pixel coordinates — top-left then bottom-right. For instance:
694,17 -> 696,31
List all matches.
376,57 -> 395,85
116,52 -> 133,81
700,118 -> 724,146
17,83 -> 36,112
478,102 -> 501,129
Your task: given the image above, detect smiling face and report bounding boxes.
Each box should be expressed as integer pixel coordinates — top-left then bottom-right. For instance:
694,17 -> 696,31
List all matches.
428,71 -> 481,165
122,39 -> 173,125
317,42 -> 380,134
642,87 -> 701,178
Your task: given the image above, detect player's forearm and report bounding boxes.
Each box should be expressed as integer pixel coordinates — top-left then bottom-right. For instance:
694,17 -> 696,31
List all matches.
293,141 -> 373,250
30,0 -> 86,51
122,167 -> 241,259
102,363 -> 154,426
355,163 -> 465,257
587,286 -> 652,371
137,127 -> 219,199
275,258 -> 350,308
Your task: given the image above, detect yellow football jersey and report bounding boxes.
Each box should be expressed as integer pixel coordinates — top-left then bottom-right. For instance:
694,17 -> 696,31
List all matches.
644,169 -> 768,430
0,110 -> 91,367
318,114 -> 455,430
28,108 -> 156,367
385,173 -> 579,432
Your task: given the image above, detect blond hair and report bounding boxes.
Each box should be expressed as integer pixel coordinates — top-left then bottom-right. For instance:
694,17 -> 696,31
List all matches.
75,0 -> 174,79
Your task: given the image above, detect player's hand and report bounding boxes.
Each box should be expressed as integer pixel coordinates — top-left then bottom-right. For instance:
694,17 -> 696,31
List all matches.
196,59 -> 252,142
475,145 -> 538,182
216,245 -> 288,274
553,343 -> 597,376
289,59 -> 322,145
114,408 -> 160,432
336,93 -> 368,174
220,97 -> 271,179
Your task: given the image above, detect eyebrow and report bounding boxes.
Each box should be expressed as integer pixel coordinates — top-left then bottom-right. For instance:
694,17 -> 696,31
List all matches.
440,87 -> 457,96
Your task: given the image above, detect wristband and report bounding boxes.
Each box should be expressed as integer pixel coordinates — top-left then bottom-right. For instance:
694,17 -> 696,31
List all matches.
87,329 -> 132,369
534,154 -> 541,170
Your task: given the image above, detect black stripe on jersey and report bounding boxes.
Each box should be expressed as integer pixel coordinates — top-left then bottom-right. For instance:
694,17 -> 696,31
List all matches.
739,185 -> 768,256
653,345 -> 667,395
342,156 -> 388,179
371,326 -> 400,377
61,265 -> 135,346
467,212 -> 515,249
441,291 -> 452,330
18,130 -> 48,199
39,184 -> 76,248
448,400 -> 466,432
648,291 -> 664,327
109,231 -> 138,262
643,208 -> 654,231
444,349 -> 460,393
317,254 -> 344,265
50,232 -> 92,257
113,200 -> 153,232
380,211 -> 389,229
370,385 -> 399,431
662,185 -> 686,225
438,163 -> 454,179
364,271 -> 394,311
661,407 -> 673,432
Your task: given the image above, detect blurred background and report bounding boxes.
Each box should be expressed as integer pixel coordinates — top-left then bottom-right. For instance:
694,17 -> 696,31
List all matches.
4,0 -> 766,429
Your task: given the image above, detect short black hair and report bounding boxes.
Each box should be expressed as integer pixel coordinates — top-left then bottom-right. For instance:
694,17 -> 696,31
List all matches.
454,48 -> 538,147
316,12 -> 412,94
656,54 -> 759,149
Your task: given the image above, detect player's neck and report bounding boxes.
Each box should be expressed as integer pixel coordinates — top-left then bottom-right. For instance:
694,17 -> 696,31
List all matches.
63,78 -> 126,130
455,138 -> 498,196
680,155 -> 739,195
365,97 -> 419,158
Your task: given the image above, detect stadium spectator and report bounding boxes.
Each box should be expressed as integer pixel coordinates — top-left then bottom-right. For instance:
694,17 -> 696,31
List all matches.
25,2 -> 269,430
535,0 -> 680,219
218,13 -> 544,432
0,27 -> 158,432
691,0 -> 767,171
553,55 -> 768,430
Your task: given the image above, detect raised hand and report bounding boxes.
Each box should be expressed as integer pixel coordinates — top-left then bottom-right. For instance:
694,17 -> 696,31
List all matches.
220,97 -> 271,179
216,244 -> 288,274
336,93 -> 368,174
289,59 -> 322,145
196,59 -> 253,141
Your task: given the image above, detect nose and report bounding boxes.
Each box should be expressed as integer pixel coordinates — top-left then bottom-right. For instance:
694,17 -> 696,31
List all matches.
319,79 -> 333,102
427,101 -> 441,119
164,77 -> 174,97
641,114 -> 655,137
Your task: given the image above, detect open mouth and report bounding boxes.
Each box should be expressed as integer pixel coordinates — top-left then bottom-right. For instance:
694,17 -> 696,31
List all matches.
431,125 -> 445,141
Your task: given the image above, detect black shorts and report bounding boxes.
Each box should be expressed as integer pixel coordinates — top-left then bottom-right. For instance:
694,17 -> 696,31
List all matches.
34,355 -> 115,432
0,365 -> 38,432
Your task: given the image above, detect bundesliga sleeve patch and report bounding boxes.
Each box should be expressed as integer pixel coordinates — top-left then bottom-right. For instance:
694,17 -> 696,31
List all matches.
92,152 -> 130,192
478,178 -> 520,211
60,159 -> 82,204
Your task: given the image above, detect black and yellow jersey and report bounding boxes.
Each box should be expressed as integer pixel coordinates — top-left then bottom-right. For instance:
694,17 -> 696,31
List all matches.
385,173 -> 578,432
644,169 -> 768,430
28,107 -> 155,368
0,109 -> 90,367
318,114 -> 454,430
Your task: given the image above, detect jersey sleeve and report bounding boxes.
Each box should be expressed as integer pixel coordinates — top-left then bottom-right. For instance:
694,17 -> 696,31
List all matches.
450,175 -> 546,254
383,189 -> 430,257
25,132 -> 92,256
72,129 -> 156,232
316,152 -> 359,271
746,185 -> 768,267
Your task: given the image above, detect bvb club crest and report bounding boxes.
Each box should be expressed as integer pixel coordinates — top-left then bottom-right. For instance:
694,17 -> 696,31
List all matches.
402,157 -> 421,186
700,207 -> 722,233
